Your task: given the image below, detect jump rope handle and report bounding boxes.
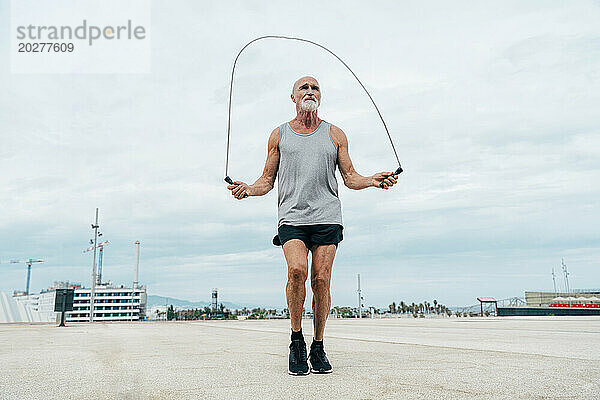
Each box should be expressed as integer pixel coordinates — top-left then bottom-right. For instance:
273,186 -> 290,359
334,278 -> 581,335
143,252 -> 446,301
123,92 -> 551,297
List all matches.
225,176 -> 249,198
379,166 -> 404,189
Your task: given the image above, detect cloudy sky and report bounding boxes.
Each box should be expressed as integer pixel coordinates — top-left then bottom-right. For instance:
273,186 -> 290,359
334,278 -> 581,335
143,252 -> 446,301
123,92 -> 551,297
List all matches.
1,1 -> 599,308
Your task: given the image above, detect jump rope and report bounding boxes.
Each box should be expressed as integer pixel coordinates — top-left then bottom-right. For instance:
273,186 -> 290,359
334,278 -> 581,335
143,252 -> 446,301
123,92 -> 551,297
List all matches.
224,35 -> 403,195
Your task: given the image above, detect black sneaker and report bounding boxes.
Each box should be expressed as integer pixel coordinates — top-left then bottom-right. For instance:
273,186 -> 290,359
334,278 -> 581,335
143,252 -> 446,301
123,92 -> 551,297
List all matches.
309,341 -> 333,374
288,339 -> 309,375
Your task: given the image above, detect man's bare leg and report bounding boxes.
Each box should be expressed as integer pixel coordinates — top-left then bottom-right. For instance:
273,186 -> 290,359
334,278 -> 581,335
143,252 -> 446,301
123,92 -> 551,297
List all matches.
310,244 -> 336,341
283,239 -> 309,332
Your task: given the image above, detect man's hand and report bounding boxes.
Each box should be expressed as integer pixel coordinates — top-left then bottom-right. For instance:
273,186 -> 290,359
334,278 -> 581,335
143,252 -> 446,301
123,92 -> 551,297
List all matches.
371,172 -> 398,190
226,127 -> 279,200
227,181 -> 251,199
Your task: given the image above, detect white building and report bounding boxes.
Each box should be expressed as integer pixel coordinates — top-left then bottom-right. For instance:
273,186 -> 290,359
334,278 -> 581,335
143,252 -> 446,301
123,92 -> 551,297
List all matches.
64,284 -> 147,322
147,305 -> 169,321
0,292 -> 44,323
4,282 -> 147,323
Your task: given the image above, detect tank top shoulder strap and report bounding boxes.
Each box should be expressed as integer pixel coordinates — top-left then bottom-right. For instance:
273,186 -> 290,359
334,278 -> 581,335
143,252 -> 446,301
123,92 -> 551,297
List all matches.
279,123 -> 288,134
278,123 -> 287,147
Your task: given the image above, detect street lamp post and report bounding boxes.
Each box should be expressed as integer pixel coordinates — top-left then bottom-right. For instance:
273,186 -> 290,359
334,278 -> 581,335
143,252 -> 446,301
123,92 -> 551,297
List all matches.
89,208 -> 99,323
357,274 -> 362,319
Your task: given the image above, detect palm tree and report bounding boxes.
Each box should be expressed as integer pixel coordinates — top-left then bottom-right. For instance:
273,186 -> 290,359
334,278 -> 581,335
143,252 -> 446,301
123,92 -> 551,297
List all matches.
389,302 -> 397,314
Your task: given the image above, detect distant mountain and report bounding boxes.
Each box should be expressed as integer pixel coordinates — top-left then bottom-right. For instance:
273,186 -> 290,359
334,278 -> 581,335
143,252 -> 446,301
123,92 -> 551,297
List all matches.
147,295 -> 267,310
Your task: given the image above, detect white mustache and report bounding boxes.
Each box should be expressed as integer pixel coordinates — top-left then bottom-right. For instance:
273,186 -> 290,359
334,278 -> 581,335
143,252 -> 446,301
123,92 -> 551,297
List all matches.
300,95 -> 319,111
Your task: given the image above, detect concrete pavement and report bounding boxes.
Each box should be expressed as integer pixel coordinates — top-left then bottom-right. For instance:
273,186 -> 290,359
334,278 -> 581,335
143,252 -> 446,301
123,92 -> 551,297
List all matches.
1,317 -> 599,399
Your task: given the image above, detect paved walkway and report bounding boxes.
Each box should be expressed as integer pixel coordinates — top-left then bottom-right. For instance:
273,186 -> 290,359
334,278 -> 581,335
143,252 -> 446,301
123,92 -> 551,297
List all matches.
1,317 -> 599,399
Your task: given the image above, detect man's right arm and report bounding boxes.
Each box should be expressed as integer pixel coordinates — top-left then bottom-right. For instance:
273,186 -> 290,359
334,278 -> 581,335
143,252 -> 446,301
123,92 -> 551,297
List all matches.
228,127 -> 280,199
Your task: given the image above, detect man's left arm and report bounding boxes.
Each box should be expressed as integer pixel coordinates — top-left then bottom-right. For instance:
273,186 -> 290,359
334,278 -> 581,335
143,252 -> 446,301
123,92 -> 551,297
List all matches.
331,125 -> 398,190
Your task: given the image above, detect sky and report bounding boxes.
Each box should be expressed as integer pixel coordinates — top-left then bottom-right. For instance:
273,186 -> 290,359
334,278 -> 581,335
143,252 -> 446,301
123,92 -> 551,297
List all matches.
1,0 -> 599,308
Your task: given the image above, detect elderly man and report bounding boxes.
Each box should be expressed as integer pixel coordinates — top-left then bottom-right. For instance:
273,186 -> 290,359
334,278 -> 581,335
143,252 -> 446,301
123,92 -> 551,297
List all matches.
227,76 -> 398,375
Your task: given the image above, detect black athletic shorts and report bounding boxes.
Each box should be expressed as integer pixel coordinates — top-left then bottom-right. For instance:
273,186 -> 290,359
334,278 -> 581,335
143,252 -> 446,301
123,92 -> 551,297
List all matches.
273,224 -> 343,248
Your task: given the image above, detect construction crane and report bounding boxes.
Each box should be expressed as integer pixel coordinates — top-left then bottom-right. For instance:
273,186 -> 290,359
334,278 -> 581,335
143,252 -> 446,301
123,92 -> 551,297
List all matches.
84,240 -> 109,285
1,259 -> 44,295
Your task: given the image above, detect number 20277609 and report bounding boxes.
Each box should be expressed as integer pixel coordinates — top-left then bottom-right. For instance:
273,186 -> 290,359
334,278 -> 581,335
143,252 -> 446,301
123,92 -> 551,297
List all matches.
18,42 -> 74,52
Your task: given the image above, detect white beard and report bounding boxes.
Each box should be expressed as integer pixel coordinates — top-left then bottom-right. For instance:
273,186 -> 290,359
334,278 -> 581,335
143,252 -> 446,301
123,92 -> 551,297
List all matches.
300,97 -> 319,112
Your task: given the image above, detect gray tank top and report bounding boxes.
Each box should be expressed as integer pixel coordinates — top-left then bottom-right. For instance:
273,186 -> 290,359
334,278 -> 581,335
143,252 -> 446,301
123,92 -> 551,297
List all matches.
277,121 -> 343,228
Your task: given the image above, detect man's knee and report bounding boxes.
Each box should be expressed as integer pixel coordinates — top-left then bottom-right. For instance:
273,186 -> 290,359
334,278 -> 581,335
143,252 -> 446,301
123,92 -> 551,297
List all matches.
311,274 -> 330,292
288,265 -> 308,283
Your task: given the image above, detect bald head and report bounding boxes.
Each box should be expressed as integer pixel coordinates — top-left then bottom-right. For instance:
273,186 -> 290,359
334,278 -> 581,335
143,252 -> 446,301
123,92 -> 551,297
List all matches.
292,76 -> 320,94
291,76 -> 321,112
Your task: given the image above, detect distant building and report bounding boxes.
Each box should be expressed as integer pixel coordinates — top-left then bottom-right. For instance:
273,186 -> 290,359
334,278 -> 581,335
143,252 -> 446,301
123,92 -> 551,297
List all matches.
147,305 -> 169,321
46,282 -> 147,322
50,281 -> 82,290
0,292 -> 45,323
4,281 -> 147,323
525,290 -> 600,306
497,289 -> 600,316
